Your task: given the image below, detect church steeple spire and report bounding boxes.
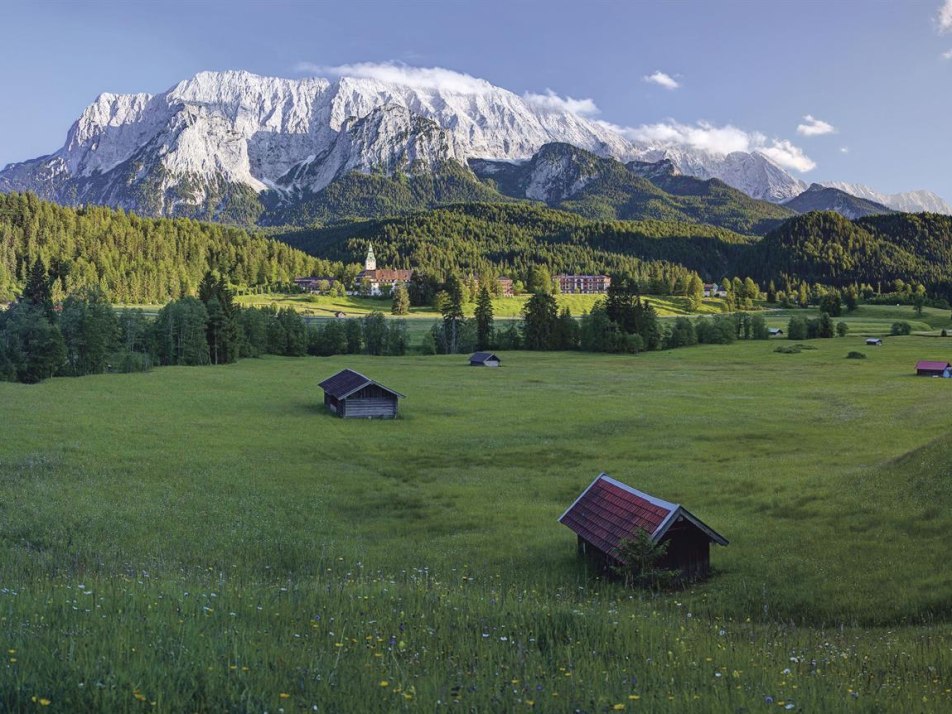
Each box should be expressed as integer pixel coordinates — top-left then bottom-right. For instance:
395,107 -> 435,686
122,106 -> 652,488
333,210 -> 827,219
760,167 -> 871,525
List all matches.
365,243 -> 377,272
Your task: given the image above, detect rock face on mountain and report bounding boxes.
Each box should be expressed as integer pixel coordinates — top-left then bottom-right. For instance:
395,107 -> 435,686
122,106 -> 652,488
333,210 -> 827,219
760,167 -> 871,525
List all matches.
0,68 -> 915,223
783,183 -> 893,220
819,181 -> 952,215
470,143 -> 794,234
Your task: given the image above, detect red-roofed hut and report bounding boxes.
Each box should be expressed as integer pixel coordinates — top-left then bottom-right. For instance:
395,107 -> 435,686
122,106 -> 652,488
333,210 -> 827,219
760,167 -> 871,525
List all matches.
559,473 -> 728,580
915,360 -> 951,377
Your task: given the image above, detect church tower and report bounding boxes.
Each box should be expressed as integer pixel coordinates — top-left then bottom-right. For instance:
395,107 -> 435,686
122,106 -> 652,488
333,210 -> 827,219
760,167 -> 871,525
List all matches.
365,243 -> 377,272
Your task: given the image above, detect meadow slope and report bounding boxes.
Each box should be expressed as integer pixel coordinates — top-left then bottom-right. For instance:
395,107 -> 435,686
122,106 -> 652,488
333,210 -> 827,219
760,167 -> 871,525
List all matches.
1,338 -> 951,710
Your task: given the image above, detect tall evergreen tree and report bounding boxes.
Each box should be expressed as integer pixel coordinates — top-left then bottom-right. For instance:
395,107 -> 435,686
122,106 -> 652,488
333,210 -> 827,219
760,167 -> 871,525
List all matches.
474,285 -> 494,350
440,273 -> 466,354
22,257 -> 55,318
522,292 -> 559,350
391,284 -> 410,315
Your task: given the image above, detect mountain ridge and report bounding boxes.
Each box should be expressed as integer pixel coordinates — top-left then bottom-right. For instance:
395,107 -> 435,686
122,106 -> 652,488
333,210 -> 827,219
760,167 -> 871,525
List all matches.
0,69 -> 806,222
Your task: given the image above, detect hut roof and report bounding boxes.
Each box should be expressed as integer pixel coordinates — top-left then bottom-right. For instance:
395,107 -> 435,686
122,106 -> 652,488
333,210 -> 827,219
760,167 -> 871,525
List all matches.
318,369 -> 405,400
470,351 -> 500,363
558,474 -> 728,556
916,360 -> 951,371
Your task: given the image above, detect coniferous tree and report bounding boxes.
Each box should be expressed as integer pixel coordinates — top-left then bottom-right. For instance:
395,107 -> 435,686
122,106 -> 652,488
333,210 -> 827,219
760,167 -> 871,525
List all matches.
391,284 -> 410,315
22,257 -> 55,318
522,292 -> 559,350
440,273 -> 466,353
474,285 -> 494,350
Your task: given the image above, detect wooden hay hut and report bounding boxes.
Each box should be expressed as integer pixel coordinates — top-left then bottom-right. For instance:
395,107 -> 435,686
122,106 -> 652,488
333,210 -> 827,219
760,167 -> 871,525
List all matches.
318,369 -> 404,418
469,351 -> 501,367
768,328 -> 784,337
915,360 -> 951,377
865,338 -> 883,346
559,473 -> 728,580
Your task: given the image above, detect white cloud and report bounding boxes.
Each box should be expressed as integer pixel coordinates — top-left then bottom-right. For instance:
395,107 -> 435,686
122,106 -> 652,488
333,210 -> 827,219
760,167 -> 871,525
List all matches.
840,146 -> 850,154
796,114 -> 836,136
643,71 -> 680,90
294,61 -> 496,94
522,89 -> 600,117
601,119 -> 816,172
759,140 -> 816,172
942,48 -> 952,59
939,0 -> 952,32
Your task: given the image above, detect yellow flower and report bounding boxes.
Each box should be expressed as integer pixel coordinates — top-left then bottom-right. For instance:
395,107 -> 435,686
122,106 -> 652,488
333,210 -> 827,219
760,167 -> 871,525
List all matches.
613,705 -> 625,711
38,699 -> 51,707
379,680 -> 389,687
279,693 -> 290,699
628,694 -> 641,700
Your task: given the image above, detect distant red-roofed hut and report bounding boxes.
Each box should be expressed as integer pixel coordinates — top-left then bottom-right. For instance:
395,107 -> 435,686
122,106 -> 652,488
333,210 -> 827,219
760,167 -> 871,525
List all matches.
915,360 -> 951,377
559,473 -> 728,580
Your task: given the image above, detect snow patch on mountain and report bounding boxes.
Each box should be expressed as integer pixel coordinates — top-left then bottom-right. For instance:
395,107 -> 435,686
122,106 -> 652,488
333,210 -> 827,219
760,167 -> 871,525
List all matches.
632,146 -> 806,202
820,181 -> 952,214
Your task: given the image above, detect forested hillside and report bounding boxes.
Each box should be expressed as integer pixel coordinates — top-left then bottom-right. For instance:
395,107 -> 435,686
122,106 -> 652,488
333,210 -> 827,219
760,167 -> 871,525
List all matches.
0,193 -> 343,302
275,202 -> 753,285
261,161 -> 509,226
740,211 -> 952,293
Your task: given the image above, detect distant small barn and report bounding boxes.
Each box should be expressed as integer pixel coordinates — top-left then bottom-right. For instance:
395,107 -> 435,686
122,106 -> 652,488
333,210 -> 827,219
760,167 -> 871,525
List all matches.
915,360 -> 952,377
866,338 -> 883,346
318,369 -> 404,418
768,328 -> 784,337
469,351 -> 501,367
559,473 -> 728,580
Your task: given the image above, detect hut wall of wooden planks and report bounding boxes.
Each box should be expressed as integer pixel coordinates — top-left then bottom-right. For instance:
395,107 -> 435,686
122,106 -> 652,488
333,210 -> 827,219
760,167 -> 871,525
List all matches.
318,369 -> 404,418
559,473 -> 728,581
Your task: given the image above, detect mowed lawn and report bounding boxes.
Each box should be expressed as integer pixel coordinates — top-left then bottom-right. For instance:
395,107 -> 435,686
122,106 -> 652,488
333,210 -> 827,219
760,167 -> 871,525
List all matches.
1,336 -> 951,710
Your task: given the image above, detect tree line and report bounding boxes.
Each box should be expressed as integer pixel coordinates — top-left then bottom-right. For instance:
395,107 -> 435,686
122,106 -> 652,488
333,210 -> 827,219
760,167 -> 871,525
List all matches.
0,261 -> 409,384
0,192 -> 348,304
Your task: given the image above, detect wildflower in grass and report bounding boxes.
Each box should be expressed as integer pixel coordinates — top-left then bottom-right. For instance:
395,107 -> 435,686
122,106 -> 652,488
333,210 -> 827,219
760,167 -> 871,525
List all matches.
379,680 -> 389,687
628,694 -> 640,700
31,696 -> 51,706
279,693 -> 290,699
613,705 -> 625,711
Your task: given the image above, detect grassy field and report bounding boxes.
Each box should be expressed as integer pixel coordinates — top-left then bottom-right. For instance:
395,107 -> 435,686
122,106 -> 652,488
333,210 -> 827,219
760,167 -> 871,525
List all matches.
1,332 -> 951,710
234,291 -> 728,319
764,304 -> 952,335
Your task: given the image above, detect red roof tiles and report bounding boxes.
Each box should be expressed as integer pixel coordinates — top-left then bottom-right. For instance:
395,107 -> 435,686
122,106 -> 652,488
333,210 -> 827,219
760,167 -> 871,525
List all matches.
916,361 -> 950,372
559,474 -> 728,559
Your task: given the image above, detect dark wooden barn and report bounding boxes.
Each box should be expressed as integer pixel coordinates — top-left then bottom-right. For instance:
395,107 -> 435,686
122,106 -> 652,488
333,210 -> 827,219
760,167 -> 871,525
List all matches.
559,473 -> 728,580
915,360 -> 951,377
469,351 -> 501,367
318,369 -> 404,419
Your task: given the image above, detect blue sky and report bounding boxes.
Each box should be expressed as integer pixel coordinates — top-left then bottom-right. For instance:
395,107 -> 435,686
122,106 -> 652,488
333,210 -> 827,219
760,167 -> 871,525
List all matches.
2,0 -> 951,200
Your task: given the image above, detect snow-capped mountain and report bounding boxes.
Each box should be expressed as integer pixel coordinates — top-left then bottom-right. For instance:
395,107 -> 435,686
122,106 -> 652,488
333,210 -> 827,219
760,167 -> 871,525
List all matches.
819,182 -> 952,214
0,69 -> 819,221
632,146 -> 806,202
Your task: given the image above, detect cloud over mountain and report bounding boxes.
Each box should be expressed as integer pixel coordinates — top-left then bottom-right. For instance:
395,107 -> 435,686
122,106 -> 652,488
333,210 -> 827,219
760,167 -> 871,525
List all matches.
796,115 -> 836,137
605,119 -> 815,172
294,61 -> 496,94
643,71 -> 680,90
522,89 -> 600,117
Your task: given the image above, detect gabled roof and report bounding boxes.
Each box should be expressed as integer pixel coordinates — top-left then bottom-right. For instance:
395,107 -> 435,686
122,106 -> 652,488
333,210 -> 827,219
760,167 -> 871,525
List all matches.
916,360 -> 951,371
470,351 -> 500,362
318,369 -> 405,400
558,474 -> 728,558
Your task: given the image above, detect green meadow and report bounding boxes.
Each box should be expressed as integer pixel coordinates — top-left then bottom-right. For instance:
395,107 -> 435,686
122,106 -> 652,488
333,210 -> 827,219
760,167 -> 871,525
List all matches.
1,331 -> 951,710
234,291 -> 726,319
